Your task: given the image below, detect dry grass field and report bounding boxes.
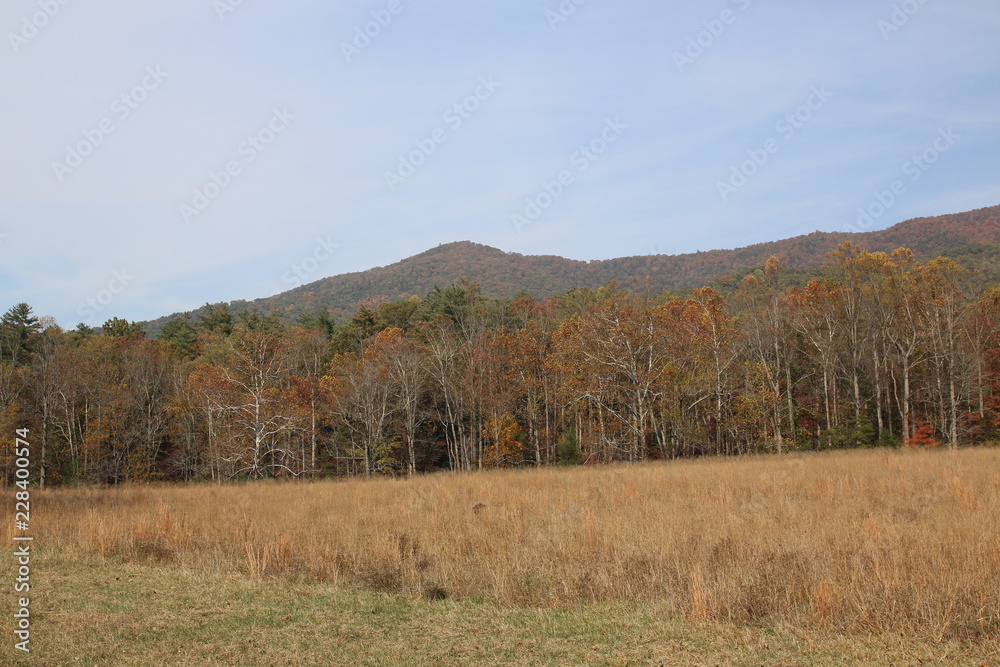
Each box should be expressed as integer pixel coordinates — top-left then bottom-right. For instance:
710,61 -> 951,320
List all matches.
5,447 -> 1000,664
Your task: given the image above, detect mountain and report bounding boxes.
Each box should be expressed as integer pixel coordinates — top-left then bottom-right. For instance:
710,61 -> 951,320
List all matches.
145,204 -> 1000,331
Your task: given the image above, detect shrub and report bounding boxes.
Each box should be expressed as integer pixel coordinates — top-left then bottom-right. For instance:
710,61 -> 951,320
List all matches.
556,429 -> 582,466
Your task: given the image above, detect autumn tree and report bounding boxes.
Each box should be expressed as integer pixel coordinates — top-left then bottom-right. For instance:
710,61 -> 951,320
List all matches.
919,258 -> 969,449
687,288 -> 743,455
786,280 -> 843,445
285,327 -> 333,475
4,243 -> 1000,487
328,329 -> 400,475
190,328 -> 302,478
379,328 -> 428,475
552,288 -> 677,462
735,257 -> 792,453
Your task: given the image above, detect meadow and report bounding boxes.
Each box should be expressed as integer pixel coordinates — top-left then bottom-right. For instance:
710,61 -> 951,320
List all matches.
5,447 -> 1000,664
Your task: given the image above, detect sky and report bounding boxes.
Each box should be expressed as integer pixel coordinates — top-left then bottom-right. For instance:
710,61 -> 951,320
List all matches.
1,0 -> 999,328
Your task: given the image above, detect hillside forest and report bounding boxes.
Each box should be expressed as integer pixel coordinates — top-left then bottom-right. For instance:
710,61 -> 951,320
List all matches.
146,204 -> 1000,328
4,242 -> 1000,486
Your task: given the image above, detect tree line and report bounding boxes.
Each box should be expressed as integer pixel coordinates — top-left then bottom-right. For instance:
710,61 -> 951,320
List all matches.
3,242 -> 1000,486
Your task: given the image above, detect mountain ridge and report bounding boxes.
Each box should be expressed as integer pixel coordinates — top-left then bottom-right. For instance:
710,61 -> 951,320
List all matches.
144,204 -> 1000,332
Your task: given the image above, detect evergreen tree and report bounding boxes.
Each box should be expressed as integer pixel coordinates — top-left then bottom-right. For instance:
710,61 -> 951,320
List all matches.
159,317 -> 199,357
102,317 -> 145,338
198,303 -> 234,336
0,302 -> 40,364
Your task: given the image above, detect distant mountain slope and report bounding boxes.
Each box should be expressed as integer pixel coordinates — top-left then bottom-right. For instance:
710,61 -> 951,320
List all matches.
145,204 -> 1000,331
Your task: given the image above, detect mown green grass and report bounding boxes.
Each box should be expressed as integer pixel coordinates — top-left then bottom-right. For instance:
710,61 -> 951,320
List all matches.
6,550 -> 996,666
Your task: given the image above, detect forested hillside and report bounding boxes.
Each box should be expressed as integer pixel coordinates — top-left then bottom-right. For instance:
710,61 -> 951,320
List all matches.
4,238 -> 1000,485
144,204 -> 1000,332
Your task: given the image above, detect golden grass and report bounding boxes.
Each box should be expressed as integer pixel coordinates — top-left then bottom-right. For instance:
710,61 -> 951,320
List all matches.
17,553 -> 1000,667
19,553 -> 999,666
9,447 -> 1000,640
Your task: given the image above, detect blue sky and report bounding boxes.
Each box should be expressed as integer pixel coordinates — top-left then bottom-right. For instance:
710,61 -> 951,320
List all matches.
2,0 -> 998,327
